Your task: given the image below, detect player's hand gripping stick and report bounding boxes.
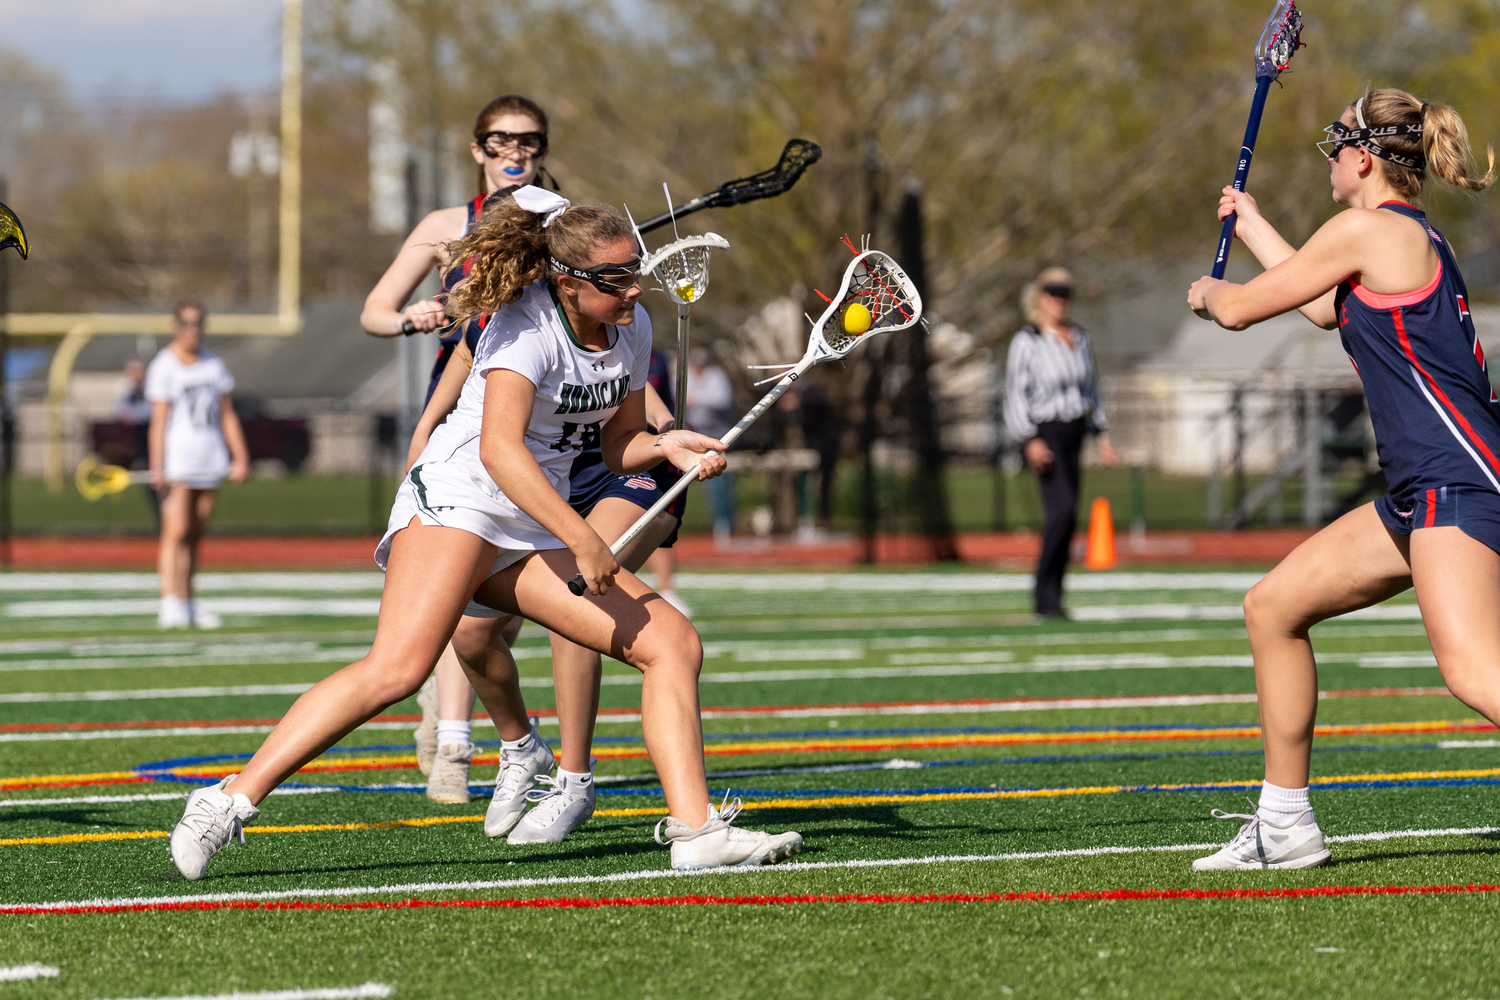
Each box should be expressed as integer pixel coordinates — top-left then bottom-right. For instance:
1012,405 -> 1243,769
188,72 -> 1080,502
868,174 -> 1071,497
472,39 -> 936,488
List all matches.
567,240 -> 922,596
1210,0 -> 1303,280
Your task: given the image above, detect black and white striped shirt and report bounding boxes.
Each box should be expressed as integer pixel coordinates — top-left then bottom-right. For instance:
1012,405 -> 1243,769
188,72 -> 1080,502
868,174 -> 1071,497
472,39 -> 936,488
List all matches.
1003,324 -> 1107,441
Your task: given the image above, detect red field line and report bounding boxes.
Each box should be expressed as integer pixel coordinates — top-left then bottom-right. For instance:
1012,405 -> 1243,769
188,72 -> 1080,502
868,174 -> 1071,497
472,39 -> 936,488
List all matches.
0,688 -> 1455,735
11,883 -> 1498,916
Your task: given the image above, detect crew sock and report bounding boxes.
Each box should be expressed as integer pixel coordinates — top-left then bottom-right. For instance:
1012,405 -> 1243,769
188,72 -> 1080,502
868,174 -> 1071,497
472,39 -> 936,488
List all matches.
557,766 -> 593,791
1258,780 -> 1314,827
436,721 -> 472,749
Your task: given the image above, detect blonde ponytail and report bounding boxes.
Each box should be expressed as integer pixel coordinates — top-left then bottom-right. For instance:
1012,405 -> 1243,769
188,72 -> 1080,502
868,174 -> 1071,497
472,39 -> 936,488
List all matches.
440,198 -> 637,328
1422,101 -> 1495,194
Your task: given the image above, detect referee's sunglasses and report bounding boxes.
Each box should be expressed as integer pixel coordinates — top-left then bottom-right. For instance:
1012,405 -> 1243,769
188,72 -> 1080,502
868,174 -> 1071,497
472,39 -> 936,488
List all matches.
551,254 -> 642,295
477,131 -> 548,157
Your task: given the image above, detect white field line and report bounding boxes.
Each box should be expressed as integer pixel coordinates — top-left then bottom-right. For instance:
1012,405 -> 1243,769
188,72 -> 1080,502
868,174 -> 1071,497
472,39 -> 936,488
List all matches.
13,825 -> 1497,913
95,986 -> 392,1000
0,792 -> 190,807
0,721 -> 416,743
0,964 -> 58,981
3,599 -> 381,619
0,572 -> 384,593
0,647 -> 369,673
1072,604 -> 1424,623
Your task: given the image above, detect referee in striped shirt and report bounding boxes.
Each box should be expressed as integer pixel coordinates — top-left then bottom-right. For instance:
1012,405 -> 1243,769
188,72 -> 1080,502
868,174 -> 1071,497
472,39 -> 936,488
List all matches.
1004,268 -> 1118,617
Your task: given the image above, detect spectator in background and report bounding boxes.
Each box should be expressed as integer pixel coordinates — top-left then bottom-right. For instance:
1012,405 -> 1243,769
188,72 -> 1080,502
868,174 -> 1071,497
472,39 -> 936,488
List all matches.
147,300 -> 250,629
685,347 -> 735,541
116,358 -> 159,524
1004,267 -> 1118,618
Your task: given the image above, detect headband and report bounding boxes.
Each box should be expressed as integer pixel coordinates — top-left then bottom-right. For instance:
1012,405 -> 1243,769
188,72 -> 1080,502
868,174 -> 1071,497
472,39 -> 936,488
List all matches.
1347,96 -> 1427,169
512,186 -> 571,228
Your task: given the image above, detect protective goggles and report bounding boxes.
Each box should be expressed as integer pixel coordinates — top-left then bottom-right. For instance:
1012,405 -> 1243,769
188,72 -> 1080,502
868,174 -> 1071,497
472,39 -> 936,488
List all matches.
550,254 -> 642,295
1317,121 -> 1424,168
1040,283 -> 1073,299
477,130 -> 548,157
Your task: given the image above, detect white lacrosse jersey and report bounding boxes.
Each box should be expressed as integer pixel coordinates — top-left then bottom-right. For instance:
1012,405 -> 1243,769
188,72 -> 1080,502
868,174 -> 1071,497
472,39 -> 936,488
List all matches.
144,347 -> 235,482
412,281 -> 652,546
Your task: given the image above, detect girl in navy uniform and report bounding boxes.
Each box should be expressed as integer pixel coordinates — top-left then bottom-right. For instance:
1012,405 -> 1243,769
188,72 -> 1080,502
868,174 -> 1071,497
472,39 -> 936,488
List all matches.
1188,88 -> 1500,869
361,95 -> 553,803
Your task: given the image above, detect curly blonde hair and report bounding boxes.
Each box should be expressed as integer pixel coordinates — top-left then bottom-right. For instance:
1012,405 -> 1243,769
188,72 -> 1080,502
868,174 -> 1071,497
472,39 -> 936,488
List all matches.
440,197 -> 635,328
1347,88 -> 1495,199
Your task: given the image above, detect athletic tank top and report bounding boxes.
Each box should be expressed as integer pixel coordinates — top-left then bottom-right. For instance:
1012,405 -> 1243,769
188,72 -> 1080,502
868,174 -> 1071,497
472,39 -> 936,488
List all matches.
1335,201 -> 1500,500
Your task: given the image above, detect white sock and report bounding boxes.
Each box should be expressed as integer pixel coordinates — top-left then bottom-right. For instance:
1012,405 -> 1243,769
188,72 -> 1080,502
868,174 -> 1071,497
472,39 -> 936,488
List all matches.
161,595 -> 185,611
1258,781 -> 1314,827
436,721 -> 471,749
557,765 -> 593,790
500,731 -> 534,752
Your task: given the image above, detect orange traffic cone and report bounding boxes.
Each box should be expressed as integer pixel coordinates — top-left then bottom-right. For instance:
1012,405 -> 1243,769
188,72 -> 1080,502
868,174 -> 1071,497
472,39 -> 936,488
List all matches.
1085,497 -> 1117,570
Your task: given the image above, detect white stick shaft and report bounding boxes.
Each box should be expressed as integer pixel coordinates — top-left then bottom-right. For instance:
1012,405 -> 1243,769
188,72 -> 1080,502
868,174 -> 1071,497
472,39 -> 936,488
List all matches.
608,356 -> 815,558
674,304 -> 690,431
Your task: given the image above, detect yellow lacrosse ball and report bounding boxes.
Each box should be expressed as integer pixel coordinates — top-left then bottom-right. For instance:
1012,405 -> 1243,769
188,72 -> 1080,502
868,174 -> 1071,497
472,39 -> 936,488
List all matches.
841,302 -> 873,335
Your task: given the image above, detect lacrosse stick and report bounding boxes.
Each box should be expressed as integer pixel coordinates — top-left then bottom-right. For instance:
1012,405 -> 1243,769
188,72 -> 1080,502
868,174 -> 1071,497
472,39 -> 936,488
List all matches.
567,236 -> 922,595
636,139 -> 822,234
75,456 -> 223,500
642,224 -> 731,428
1211,0 -> 1304,279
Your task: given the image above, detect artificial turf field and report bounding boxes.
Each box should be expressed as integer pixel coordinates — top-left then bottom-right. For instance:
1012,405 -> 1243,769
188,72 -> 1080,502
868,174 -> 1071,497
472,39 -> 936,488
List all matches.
0,568 -> 1495,999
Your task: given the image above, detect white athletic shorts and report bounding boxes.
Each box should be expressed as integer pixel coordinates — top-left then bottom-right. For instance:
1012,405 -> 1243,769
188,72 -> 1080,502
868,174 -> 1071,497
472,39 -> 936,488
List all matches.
374,463 -> 567,619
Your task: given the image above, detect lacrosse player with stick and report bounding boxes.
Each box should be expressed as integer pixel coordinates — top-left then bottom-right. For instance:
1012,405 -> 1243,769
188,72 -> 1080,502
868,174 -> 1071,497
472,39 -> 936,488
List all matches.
169,192 -> 803,879
398,224 -> 726,844
360,94 -> 555,803
1188,88 -> 1500,870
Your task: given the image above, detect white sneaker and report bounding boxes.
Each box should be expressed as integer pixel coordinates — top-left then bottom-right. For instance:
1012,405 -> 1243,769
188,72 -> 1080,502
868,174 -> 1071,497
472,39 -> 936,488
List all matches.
157,595 -> 190,629
426,743 -> 474,804
1192,806 -> 1331,871
507,760 -> 594,844
654,795 -> 803,870
486,729 -> 556,838
413,676 -> 438,778
188,601 -> 221,630
658,588 -> 693,618
169,776 -> 259,881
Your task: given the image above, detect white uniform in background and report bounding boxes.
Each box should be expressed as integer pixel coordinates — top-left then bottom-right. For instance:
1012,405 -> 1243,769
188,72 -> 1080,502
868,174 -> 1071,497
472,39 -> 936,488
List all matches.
144,347 -> 235,489
377,281 -> 652,601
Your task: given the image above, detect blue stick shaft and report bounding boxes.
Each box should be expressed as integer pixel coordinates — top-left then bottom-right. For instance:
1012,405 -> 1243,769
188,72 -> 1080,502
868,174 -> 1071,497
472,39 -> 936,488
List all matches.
1212,73 -> 1275,280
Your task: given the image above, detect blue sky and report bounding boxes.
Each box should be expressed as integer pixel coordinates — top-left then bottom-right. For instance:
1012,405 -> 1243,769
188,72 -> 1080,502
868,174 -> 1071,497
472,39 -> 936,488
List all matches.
0,0 -> 284,103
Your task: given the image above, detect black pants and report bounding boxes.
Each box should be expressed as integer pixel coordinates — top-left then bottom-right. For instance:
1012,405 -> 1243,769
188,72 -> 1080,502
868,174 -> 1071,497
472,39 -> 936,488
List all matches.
1033,418 -> 1086,616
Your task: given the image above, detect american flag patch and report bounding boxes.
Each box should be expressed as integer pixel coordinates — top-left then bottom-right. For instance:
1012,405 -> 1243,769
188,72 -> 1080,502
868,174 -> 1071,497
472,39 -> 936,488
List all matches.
624,476 -> 656,491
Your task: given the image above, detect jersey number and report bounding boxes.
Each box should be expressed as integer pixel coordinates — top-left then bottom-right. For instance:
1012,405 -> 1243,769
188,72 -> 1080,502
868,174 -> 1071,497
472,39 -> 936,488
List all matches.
550,421 -> 600,453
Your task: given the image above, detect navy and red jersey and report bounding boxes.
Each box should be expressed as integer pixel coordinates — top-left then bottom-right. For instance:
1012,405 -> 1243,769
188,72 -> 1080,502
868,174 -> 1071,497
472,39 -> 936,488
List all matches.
646,349 -> 675,418
1336,201 -> 1500,502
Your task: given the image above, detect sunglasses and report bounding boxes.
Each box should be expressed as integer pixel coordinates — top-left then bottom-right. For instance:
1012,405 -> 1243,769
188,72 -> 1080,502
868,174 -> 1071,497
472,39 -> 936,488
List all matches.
551,254 -> 642,295
1041,283 -> 1073,299
477,130 -> 548,157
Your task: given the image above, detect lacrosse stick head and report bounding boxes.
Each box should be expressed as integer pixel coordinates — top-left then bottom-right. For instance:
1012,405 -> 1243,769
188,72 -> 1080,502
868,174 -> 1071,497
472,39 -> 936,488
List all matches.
1254,0 -> 1303,80
75,456 -> 131,501
707,139 -> 823,209
642,233 -> 731,305
808,249 -> 922,362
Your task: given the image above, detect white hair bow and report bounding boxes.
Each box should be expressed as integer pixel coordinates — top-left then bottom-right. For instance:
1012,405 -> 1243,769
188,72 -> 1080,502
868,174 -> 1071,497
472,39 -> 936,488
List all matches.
512,186 -> 571,228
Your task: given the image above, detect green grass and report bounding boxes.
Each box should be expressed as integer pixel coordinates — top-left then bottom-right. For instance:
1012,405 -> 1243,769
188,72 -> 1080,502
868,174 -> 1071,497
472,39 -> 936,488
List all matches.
0,569 -> 1495,998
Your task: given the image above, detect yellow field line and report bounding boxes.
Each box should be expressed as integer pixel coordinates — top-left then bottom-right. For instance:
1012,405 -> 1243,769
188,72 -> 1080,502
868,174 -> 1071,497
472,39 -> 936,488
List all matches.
8,766 -> 1498,847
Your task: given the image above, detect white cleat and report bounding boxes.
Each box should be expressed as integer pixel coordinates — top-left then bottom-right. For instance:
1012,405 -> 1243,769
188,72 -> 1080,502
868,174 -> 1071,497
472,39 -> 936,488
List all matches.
655,795 -> 803,870
486,729 -> 556,838
507,760 -> 594,845
188,602 -> 221,630
427,743 -> 474,804
157,596 -> 190,630
413,676 -> 439,778
1192,806 -> 1331,871
169,776 -> 259,881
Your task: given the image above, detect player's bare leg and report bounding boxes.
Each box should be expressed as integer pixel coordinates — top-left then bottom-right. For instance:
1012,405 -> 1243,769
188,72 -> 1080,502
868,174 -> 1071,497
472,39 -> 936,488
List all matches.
1409,526 -> 1500,726
1196,503 -> 1411,871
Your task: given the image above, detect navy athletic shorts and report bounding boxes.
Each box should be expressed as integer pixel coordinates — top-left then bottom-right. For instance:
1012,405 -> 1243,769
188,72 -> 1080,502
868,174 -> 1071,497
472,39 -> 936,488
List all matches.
569,458 -> 687,549
1375,484 -> 1500,557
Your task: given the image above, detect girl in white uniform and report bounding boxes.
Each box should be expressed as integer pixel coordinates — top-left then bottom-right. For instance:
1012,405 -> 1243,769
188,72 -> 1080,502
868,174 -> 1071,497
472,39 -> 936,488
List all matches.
169,192 -> 803,878
146,300 -> 250,629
